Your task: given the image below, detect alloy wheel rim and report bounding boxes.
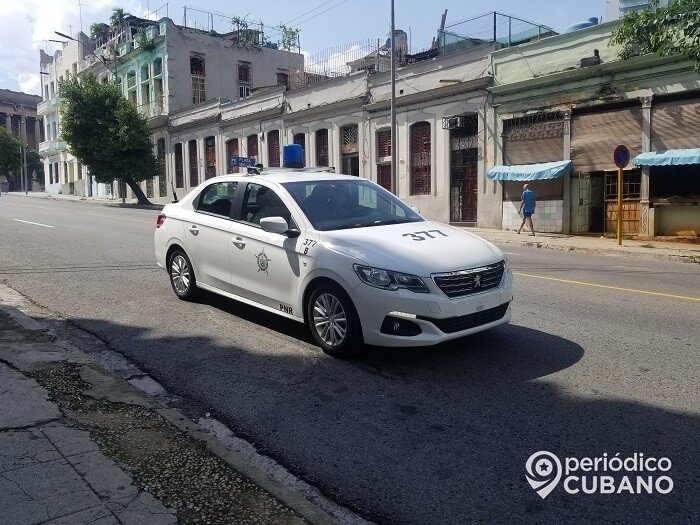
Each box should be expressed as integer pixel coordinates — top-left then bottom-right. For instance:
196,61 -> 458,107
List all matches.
171,255 -> 190,294
313,293 -> 347,347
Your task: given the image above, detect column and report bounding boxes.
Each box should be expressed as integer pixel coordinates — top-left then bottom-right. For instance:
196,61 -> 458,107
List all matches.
5,113 -> 12,133
34,118 -> 41,149
562,109 -> 572,234
640,95 -> 653,236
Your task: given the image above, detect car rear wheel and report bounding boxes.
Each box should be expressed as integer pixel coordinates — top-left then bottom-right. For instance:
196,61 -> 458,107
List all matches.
307,282 -> 363,358
169,250 -> 197,300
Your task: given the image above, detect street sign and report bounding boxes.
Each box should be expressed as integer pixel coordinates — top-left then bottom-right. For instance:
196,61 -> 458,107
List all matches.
228,156 -> 256,168
613,145 -> 630,169
612,145 -> 630,246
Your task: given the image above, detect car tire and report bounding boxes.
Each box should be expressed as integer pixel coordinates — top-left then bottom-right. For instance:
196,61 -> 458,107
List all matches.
306,282 -> 364,358
168,250 -> 198,301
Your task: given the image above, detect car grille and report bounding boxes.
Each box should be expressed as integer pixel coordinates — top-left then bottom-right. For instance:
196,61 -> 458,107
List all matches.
419,302 -> 510,334
432,261 -> 505,298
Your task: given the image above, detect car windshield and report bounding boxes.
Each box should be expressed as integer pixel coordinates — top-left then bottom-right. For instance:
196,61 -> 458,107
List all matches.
282,179 -> 424,231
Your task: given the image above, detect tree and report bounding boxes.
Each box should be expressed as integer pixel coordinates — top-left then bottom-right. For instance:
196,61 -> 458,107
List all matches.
109,7 -> 131,35
0,128 -> 21,186
59,76 -> 157,204
90,22 -> 110,41
278,24 -> 300,52
610,0 -> 700,73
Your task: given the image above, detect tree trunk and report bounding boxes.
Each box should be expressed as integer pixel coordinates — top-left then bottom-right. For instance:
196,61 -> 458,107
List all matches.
123,177 -> 152,205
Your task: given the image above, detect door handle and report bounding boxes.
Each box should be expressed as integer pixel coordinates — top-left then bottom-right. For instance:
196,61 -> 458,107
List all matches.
188,225 -> 199,236
232,236 -> 246,249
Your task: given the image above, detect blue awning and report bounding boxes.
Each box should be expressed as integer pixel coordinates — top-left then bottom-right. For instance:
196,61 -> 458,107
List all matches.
486,160 -> 572,181
633,148 -> 700,167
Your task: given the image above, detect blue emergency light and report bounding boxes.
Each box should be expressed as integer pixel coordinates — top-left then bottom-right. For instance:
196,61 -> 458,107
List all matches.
283,144 -> 303,168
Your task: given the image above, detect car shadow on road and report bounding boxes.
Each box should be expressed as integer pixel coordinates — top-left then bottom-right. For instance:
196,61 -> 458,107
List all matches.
62,300 -> 697,525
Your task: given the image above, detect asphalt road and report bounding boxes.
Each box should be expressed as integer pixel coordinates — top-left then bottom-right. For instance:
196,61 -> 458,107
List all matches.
1,195 -> 698,524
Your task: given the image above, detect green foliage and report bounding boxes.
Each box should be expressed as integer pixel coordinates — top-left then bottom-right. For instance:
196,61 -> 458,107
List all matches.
278,24 -> 300,52
610,0 -> 700,73
136,28 -> 156,52
0,128 -> 21,176
90,22 -> 110,41
59,76 -> 157,202
231,16 -> 259,46
109,7 -> 131,32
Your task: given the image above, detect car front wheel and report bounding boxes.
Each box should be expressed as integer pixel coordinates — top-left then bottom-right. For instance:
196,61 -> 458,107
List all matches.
307,282 -> 363,358
169,250 -> 197,300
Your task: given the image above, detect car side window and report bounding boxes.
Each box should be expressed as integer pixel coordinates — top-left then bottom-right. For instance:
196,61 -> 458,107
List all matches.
239,183 -> 293,227
195,182 -> 238,218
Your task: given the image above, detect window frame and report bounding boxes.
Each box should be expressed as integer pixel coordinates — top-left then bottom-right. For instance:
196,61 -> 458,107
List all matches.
193,181 -> 239,220
236,182 -> 297,230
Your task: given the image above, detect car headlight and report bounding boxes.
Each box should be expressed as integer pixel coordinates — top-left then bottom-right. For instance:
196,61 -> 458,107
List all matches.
354,265 -> 428,293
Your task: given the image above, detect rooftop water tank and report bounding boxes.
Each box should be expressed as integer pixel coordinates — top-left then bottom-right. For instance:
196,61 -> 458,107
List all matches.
564,17 -> 599,33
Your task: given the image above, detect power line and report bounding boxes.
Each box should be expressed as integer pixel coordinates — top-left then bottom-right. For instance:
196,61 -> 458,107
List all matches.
290,0 -> 351,29
284,0 -> 337,26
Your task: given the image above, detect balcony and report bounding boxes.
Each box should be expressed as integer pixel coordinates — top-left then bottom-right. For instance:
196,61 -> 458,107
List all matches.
37,99 -> 51,114
137,95 -> 167,120
38,140 -> 67,156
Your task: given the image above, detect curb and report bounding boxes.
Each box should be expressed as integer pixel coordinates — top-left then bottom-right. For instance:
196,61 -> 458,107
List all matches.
474,235 -> 700,264
0,284 -> 372,525
3,192 -> 165,211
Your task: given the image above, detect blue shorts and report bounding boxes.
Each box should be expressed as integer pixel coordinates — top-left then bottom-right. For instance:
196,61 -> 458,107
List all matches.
523,210 -> 534,218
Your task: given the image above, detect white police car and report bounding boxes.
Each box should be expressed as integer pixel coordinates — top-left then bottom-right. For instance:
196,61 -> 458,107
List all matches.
154,169 -> 513,357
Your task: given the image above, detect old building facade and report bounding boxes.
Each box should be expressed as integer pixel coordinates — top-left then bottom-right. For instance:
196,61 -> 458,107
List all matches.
488,21 -> 700,236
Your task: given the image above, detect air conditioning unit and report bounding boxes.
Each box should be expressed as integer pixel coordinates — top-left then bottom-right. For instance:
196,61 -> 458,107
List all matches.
442,115 -> 467,130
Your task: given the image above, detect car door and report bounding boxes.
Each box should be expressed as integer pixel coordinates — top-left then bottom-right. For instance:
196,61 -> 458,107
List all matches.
229,182 -> 304,317
184,181 -> 238,293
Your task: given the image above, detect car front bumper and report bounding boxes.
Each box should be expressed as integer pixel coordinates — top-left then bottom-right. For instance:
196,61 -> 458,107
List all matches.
351,269 -> 514,347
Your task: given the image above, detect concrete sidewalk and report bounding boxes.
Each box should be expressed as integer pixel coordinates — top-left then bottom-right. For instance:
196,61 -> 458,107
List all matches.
0,285 -> 366,525
3,191 -> 165,210
464,227 -> 700,263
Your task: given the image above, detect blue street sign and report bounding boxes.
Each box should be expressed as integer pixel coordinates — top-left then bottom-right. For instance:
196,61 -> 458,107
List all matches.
228,156 -> 256,168
613,145 -> 630,169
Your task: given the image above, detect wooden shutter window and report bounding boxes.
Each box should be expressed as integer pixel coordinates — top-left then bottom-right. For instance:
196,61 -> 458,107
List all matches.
377,129 -> 391,158
188,139 -> 198,187
293,133 -> 306,167
247,134 -> 258,159
205,136 -> 216,179
316,129 -> 329,166
410,121 -> 431,195
267,130 -> 280,167
503,116 -> 564,165
227,139 -> 239,174
571,107 -> 643,173
174,143 -> 184,187
651,98 -> 700,151
377,164 -> 392,191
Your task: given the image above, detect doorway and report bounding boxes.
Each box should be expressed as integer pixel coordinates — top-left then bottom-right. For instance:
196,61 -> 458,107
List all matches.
449,123 -> 478,223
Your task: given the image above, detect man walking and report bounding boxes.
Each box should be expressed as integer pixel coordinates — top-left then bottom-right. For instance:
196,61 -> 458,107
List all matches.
516,183 -> 536,236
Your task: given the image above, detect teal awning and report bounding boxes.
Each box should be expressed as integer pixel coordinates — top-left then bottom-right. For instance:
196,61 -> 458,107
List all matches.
633,148 -> 700,167
486,160 -> 572,181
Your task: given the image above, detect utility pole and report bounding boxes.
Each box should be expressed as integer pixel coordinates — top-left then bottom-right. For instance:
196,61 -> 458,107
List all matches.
390,0 -> 397,195
21,116 -> 28,194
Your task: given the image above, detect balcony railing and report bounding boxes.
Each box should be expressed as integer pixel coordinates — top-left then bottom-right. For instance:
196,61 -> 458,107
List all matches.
37,99 -> 52,114
38,140 -> 67,155
137,95 -> 166,119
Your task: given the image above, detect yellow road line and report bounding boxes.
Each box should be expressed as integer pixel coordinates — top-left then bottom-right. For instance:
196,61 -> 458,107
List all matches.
514,272 -> 700,302
1,202 -> 154,224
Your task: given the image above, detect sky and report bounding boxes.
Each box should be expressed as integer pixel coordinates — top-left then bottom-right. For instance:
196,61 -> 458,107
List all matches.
0,0 -> 607,95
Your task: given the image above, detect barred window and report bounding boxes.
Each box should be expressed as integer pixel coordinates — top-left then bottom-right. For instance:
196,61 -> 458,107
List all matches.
190,54 -> 206,104
410,121 -> 431,195
247,134 -> 259,160
315,129 -> 329,167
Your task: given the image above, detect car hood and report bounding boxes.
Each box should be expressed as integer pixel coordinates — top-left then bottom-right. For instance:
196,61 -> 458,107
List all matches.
320,221 -> 504,276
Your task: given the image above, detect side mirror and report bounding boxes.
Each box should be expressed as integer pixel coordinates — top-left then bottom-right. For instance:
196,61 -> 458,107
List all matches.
260,216 -> 291,235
